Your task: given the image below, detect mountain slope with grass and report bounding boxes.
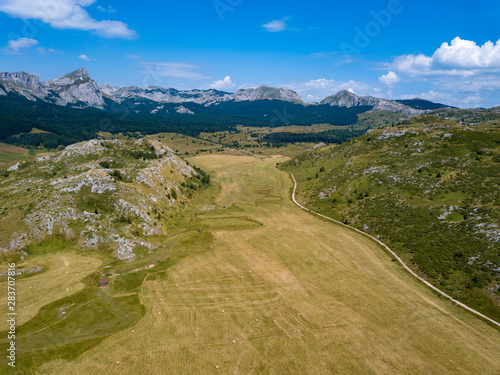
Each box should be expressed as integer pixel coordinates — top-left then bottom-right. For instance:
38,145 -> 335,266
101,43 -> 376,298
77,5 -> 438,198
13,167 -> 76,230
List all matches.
0,138 -> 210,262
281,115 -> 500,321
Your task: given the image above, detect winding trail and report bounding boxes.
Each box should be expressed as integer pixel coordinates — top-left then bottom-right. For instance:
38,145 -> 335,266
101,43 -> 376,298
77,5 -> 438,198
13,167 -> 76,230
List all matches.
289,172 -> 500,328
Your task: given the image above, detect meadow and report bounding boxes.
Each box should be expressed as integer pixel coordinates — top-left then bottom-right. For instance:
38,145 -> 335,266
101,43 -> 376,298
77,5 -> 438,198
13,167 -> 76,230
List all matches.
9,153 -> 497,374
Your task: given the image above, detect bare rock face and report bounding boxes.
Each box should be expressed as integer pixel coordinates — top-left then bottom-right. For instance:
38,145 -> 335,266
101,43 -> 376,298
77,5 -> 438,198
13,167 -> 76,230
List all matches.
1,68 -> 435,115
175,105 -> 194,115
233,85 -> 304,104
320,90 -> 371,107
102,83 -> 304,105
0,71 -> 48,100
45,68 -> 104,107
320,90 -> 425,115
0,68 -> 104,107
101,84 -> 234,105
0,71 -> 46,95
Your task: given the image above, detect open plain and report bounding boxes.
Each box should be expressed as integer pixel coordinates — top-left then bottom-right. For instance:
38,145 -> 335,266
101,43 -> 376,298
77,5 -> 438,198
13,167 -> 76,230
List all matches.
34,154 -> 500,374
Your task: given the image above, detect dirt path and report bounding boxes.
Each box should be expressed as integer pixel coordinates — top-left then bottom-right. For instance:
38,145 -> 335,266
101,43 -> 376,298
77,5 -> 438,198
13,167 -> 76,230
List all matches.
289,172 -> 500,328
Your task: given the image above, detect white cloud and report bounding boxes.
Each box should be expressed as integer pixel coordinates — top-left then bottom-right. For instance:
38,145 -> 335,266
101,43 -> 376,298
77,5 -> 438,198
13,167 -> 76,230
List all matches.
262,18 -> 288,32
0,0 -> 136,38
390,37 -> 500,76
140,61 -> 209,80
387,37 -> 500,108
392,54 -> 433,74
4,37 -> 38,53
433,37 -> 500,69
78,54 -> 90,61
436,74 -> 500,93
209,76 -> 236,90
379,71 -> 400,86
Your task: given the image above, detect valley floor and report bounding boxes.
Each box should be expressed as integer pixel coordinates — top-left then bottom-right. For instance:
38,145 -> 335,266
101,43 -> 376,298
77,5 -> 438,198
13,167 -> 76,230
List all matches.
11,154 -> 500,374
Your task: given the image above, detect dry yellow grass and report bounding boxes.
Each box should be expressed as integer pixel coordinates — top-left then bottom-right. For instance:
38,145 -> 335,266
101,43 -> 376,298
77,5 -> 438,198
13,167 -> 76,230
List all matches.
0,253 -> 101,330
39,155 -> 500,374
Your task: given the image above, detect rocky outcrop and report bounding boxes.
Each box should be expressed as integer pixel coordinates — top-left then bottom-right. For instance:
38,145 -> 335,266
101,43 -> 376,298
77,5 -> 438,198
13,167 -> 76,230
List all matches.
0,68 -> 440,114
101,84 -> 233,105
0,138 -> 200,261
233,85 -> 304,104
0,71 -> 48,101
0,71 -> 47,96
175,105 -> 194,115
0,68 -> 104,107
44,68 -> 104,107
320,90 -> 425,115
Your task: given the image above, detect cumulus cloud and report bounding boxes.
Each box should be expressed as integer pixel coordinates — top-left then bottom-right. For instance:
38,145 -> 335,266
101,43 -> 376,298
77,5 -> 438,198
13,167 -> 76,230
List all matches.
379,71 -> 400,86
0,0 -> 136,38
210,76 -> 236,90
78,54 -> 90,61
4,37 -> 38,53
433,37 -> 500,69
387,37 -> 500,107
390,37 -> 500,76
262,18 -> 288,32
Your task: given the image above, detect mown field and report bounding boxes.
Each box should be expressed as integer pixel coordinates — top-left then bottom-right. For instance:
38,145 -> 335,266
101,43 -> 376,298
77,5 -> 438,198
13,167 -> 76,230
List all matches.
7,153 -> 498,374
281,116 -> 500,322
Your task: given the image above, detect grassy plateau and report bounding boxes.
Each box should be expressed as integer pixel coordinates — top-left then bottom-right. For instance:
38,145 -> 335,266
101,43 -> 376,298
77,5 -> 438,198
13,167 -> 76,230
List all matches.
3,152 -> 497,374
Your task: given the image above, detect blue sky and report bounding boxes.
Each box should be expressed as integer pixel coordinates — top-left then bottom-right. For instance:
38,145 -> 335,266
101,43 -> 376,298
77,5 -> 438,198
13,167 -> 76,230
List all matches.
1,0 -> 499,107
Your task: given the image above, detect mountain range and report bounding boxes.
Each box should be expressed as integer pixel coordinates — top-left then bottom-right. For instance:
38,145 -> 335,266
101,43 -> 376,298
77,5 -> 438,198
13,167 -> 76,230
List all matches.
0,68 -> 453,114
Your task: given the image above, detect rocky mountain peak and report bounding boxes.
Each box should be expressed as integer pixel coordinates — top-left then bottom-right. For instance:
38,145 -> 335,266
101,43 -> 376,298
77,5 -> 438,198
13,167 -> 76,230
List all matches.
321,90 -> 425,115
320,90 -> 363,107
0,71 -> 47,96
46,67 -> 91,88
233,85 -> 303,104
44,67 -> 104,107
0,68 -> 444,115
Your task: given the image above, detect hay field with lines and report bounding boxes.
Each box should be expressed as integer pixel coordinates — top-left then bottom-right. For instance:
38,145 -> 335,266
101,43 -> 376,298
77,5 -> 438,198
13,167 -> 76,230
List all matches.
0,253 -> 101,331
37,154 -> 500,375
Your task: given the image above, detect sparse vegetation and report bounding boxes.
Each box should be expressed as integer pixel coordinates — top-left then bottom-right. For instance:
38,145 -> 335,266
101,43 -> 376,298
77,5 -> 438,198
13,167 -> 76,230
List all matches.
0,151 -> 499,373
282,115 -> 500,321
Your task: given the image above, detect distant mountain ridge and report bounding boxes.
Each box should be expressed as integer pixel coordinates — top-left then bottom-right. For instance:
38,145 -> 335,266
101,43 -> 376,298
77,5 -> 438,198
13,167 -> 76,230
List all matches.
0,68 -> 104,108
320,90 -> 424,115
395,98 -> 457,110
232,85 -> 303,104
100,83 -> 234,105
0,68 -> 455,114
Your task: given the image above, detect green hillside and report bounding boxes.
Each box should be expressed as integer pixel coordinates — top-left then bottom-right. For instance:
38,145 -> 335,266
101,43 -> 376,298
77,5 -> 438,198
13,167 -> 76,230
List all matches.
281,115 -> 500,321
0,138 -> 210,263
